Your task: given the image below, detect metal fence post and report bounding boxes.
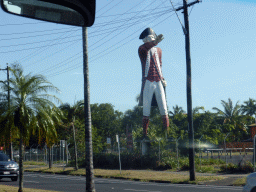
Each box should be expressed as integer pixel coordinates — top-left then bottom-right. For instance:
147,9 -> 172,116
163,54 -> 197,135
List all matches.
224,133 -> 230,172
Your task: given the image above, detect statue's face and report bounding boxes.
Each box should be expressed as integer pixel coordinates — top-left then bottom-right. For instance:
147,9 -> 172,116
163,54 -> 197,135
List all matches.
143,35 -> 155,43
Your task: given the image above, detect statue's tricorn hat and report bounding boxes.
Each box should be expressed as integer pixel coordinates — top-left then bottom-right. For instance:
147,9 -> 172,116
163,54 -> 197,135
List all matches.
139,28 -> 157,39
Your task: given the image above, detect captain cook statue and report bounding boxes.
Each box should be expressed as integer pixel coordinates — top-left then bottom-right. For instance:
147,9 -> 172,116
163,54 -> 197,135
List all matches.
138,28 -> 169,138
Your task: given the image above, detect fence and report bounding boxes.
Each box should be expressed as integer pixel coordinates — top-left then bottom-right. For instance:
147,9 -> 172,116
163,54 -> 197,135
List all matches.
7,139 -> 255,171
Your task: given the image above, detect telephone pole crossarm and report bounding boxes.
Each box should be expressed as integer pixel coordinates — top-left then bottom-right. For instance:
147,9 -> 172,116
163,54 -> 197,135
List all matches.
176,0 -> 202,12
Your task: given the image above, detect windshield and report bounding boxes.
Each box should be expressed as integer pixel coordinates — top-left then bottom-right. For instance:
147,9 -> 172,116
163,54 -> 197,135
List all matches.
0,153 -> 10,161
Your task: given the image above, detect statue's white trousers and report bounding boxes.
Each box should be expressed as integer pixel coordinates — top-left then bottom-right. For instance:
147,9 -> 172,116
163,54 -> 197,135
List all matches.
143,80 -> 168,116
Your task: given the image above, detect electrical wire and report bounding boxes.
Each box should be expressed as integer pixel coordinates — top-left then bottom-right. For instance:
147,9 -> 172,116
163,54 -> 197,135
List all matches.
23,0 -> 154,73
0,10 -> 171,49
189,5 -> 195,16
0,29 -> 80,41
46,12 -> 176,78
97,0 -> 125,17
0,21 -> 46,27
0,27 -> 76,36
42,1 -> 174,77
39,1 -> 165,76
96,0 -> 115,15
16,10 -> 168,67
0,38 -> 81,54
4,1 -> 181,79
2,0 -> 182,67
88,1 -> 164,54
95,5 -> 174,18
20,30 -> 80,63
0,35 -> 81,48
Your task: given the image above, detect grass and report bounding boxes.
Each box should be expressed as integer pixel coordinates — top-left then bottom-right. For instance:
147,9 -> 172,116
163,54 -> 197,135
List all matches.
23,161 -> 46,166
233,177 -> 247,186
0,185 -> 61,192
196,165 -> 217,173
24,166 -> 225,184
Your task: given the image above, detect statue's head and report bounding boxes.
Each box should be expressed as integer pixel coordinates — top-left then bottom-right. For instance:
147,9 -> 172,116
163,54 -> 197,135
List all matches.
139,28 -> 156,43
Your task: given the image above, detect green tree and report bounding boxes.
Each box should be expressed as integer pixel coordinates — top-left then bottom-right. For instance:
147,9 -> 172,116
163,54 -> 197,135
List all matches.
241,98 -> 256,123
59,100 -> 84,170
34,105 -> 63,168
0,64 -> 61,192
212,98 -> 244,140
91,103 -> 123,149
169,105 -> 185,117
212,98 -> 241,122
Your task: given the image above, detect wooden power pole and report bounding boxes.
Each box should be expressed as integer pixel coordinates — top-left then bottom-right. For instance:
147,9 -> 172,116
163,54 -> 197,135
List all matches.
0,64 -> 12,160
176,0 -> 202,181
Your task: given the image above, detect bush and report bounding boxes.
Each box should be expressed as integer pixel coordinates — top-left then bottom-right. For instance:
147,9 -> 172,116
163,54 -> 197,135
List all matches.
239,161 -> 254,173
220,161 -> 253,173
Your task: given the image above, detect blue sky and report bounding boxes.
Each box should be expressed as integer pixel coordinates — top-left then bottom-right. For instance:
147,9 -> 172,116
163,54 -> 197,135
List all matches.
0,0 -> 255,114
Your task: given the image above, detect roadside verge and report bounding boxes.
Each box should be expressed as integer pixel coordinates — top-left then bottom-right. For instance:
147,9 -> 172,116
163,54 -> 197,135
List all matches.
24,165 -> 228,185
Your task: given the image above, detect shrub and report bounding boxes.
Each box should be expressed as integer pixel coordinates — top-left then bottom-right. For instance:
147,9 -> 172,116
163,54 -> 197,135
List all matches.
220,161 -> 253,173
196,165 -> 214,173
239,161 -> 254,173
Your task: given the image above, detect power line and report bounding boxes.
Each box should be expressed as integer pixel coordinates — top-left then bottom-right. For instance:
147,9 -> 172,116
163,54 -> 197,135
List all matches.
0,26 -> 76,36
46,12 -> 176,78
95,5 -> 176,18
1,10 -> 170,49
19,2 -> 162,69
0,21 -> 46,27
91,9 -> 172,28
97,0 -> 125,17
89,0 -> 163,54
96,0 -> 115,14
0,38 -> 81,54
16,10 -> 167,66
21,31 -> 81,66
0,35 -> 81,48
40,1 -> 164,76
5,1 -> 178,79
42,1 -> 174,77
19,28 -> 80,63
0,29 -> 80,41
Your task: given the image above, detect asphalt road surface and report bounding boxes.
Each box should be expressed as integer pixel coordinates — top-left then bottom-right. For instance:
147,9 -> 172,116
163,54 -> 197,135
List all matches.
0,172 -> 244,192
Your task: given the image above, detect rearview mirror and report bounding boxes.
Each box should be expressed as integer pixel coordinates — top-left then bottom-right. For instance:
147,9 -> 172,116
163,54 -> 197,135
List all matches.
1,0 -> 95,26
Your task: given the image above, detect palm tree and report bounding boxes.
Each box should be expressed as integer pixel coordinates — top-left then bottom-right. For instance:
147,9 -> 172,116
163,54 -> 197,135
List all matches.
0,64 -> 61,192
212,98 -> 241,122
34,105 -> 63,168
169,105 -> 185,117
212,98 -> 243,136
192,106 -> 205,115
241,98 -> 256,123
59,100 -> 84,170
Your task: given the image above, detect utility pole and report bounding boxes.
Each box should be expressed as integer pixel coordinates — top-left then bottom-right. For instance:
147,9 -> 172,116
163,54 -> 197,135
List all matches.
0,64 -> 12,160
175,0 -> 202,181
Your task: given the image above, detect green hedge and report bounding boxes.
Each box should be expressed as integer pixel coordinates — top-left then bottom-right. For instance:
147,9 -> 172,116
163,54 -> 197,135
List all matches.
68,150 -> 226,171
220,161 -> 253,173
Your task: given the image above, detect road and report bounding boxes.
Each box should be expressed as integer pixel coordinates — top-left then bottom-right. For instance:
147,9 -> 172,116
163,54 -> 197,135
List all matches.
0,172 -> 243,192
